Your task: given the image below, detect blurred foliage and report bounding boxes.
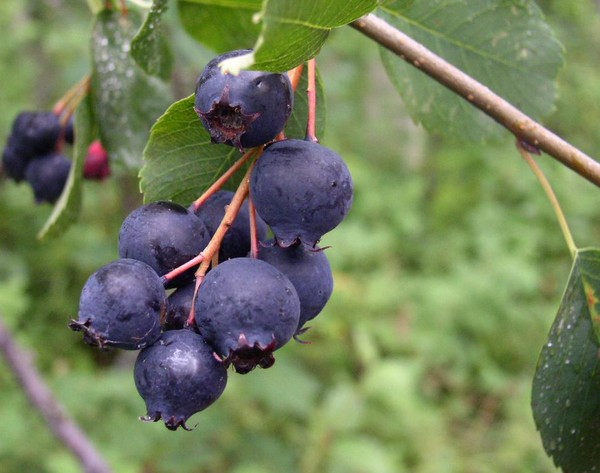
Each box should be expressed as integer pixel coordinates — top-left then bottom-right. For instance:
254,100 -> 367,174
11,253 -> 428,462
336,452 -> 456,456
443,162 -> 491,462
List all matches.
1,1 -> 600,472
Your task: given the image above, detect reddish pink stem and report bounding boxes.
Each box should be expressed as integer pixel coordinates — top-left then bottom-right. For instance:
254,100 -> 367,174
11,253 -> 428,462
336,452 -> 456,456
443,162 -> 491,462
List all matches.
191,148 -> 259,211
306,58 -> 318,143
248,196 -> 260,258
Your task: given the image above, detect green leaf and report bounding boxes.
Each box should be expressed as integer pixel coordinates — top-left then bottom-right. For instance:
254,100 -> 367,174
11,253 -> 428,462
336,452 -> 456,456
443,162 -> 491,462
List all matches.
378,0 -> 564,141
179,0 -> 377,73
139,94 -> 239,204
131,0 -> 174,80
222,0 -> 378,72
178,0 -> 263,53
91,9 -> 172,170
532,248 -> 600,472
140,66 -> 326,203
37,95 -> 95,240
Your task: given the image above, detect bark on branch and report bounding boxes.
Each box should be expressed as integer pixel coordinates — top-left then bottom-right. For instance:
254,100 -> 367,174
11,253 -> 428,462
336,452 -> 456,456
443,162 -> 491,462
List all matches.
0,315 -> 113,473
350,13 -> 600,188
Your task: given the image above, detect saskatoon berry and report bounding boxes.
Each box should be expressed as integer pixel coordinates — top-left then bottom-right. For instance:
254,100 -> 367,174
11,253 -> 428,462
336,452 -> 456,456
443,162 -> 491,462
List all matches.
10,111 -> 62,158
250,139 -> 353,247
69,258 -> 165,350
2,111 -> 62,182
64,117 -> 75,145
118,201 -> 210,288
194,257 -> 300,374
134,329 -> 228,430
194,49 -> 293,150
83,140 -> 110,180
190,190 -> 268,261
25,152 -> 71,204
164,282 -> 196,331
259,241 -> 333,333
2,142 -> 28,182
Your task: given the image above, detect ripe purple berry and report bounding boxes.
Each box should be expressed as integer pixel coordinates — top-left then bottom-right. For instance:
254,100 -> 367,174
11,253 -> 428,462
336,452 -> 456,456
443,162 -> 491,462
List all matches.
118,201 -> 210,288
194,49 -> 293,150
190,190 -> 268,262
250,139 -> 354,247
25,152 -> 71,204
259,242 -> 333,333
69,258 -> 165,350
194,257 -> 300,374
134,329 -> 228,430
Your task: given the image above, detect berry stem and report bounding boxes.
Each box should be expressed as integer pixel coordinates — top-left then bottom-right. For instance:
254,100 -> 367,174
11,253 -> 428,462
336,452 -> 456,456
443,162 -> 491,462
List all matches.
190,148 -> 260,211
305,58 -> 318,143
186,158 -> 259,326
248,196 -> 260,258
518,142 -> 578,259
195,159 -> 257,278
160,253 -> 205,286
53,75 -> 91,124
287,64 -> 305,92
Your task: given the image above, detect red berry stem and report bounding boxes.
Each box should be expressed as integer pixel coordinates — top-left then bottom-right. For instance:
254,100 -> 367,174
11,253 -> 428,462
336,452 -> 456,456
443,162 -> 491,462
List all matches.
287,64 -> 304,93
305,58 -> 318,143
190,147 -> 260,211
185,157 -> 259,326
196,158 -> 257,277
160,253 -> 205,286
248,196 -> 260,258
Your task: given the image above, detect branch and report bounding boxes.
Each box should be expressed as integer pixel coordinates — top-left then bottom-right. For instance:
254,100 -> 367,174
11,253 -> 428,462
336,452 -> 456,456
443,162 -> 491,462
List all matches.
350,13 -> 600,188
0,315 -> 113,473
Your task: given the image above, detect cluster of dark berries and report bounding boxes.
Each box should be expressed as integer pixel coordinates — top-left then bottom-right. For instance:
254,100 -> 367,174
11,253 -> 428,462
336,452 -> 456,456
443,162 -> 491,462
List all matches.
2,111 -> 111,204
69,50 -> 353,431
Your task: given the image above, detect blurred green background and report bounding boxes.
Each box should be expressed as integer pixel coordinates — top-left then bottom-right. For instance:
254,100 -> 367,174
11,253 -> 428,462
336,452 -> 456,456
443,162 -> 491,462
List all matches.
1,1 -> 600,472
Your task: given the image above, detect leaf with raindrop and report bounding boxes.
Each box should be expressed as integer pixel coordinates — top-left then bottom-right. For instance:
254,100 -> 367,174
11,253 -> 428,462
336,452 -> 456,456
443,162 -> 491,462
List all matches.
91,9 -> 172,170
131,0 -> 173,80
532,248 -> 600,472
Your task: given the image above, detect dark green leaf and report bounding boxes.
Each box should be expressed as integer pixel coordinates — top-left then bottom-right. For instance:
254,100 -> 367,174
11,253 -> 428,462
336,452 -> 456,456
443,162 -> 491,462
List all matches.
139,94 -> 239,204
378,0 -> 564,141
179,0 -> 377,73
221,0 -> 378,72
178,0 -> 262,53
91,9 -> 172,170
38,94 -> 96,239
140,66 -> 326,203
532,248 -> 600,472
131,0 -> 174,80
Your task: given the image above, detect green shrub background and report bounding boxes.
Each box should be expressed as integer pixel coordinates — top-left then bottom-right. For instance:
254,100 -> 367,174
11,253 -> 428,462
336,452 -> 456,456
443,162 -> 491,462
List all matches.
1,1 -> 599,472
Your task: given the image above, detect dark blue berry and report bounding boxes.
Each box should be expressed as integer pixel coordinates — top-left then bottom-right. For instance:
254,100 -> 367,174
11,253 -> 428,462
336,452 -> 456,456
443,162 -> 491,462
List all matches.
118,201 -> 210,288
134,329 -> 228,430
190,190 -> 269,261
11,111 -> 62,157
250,139 -> 353,247
2,111 -> 63,182
194,257 -> 300,374
164,282 -> 196,330
194,49 -> 293,150
259,242 -> 333,332
69,258 -> 166,350
25,152 -> 71,204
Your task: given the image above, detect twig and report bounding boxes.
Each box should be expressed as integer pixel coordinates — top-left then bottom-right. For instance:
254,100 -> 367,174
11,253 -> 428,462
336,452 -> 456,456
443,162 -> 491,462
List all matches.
350,13 -> 600,188
0,315 -> 113,473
